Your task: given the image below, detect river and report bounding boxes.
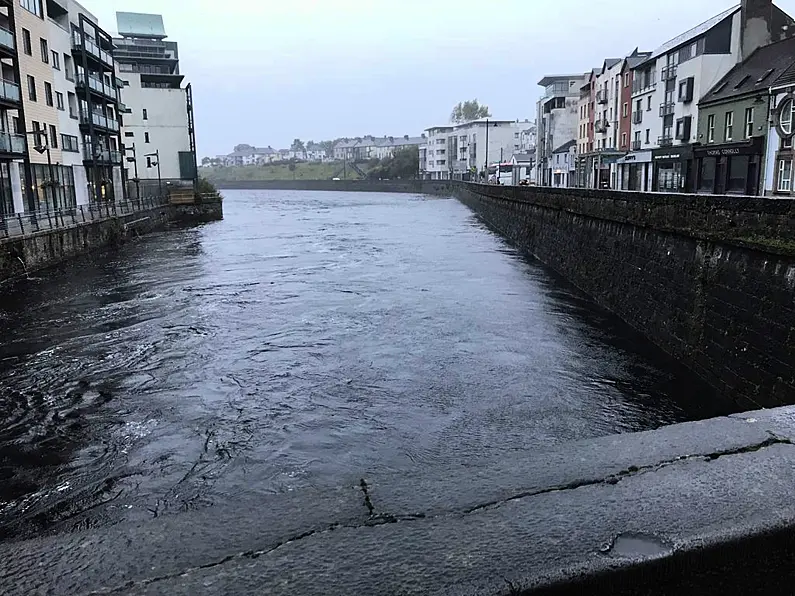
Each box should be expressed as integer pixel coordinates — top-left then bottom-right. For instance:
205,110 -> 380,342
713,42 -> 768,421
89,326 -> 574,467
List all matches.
0,190 -> 736,541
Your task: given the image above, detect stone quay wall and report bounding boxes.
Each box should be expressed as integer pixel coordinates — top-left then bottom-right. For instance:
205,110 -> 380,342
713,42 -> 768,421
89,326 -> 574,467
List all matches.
454,183 -> 795,408
214,178 -> 453,195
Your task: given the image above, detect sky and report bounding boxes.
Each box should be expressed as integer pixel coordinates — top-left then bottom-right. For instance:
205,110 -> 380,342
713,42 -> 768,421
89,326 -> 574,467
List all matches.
84,0 -> 795,157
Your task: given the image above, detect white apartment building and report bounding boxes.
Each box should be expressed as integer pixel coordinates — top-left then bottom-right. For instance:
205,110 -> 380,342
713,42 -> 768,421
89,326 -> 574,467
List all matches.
114,12 -> 195,193
536,74 -> 586,186
623,0 -> 793,192
423,119 -> 519,180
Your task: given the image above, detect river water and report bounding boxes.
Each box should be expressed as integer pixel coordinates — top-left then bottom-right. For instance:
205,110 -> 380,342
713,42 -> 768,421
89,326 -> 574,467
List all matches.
0,190 -> 735,541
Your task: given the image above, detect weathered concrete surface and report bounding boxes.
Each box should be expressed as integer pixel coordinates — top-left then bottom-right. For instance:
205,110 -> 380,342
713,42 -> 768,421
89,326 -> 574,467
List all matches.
455,183 -> 795,408
3,407 -> 795,595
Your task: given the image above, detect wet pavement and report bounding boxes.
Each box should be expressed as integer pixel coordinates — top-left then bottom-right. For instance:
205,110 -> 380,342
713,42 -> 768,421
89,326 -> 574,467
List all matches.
0,190 -> 737,543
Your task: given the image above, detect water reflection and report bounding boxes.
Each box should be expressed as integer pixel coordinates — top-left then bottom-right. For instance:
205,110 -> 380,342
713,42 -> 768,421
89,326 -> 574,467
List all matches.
0,190 -> 738,541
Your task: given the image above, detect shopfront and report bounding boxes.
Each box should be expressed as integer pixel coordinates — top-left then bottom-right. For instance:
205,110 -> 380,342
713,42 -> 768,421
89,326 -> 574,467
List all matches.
693,136 -> 764,196
617,151 -> 652,191
652,145 -> 694,193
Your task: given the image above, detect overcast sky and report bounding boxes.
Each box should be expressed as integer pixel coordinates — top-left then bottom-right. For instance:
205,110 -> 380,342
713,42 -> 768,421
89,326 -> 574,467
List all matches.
86,0 -> 795,156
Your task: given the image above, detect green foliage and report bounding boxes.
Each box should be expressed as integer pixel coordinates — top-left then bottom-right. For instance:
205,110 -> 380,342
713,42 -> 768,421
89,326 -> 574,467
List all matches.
196,177 -> 221,196
367,147 -> 418,180
290,138 -> 305,153
450,99 -> 491,123
203,161 -> 372,182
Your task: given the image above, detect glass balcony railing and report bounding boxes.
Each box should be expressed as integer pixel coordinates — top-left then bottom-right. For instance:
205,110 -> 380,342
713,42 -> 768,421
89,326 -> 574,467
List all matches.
0,79 -> 20,104
82,146 -> 121,163
76,73 -> 117,100
79,109 -> 120,132
72,33 -> 114,68
0,132 -> 26,154
0,24 -> 15,52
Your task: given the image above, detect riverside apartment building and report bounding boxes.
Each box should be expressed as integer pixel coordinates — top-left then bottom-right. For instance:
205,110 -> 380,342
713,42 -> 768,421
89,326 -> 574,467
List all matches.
0,1 -> 196,219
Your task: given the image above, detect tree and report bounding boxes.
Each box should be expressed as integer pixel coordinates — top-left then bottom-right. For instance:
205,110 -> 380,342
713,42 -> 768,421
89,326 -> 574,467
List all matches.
367,147 -> 419,180
201,157 -> 211,167
450,99 -> 491,123
288,161 -> 297,180
290,138 -> 306,155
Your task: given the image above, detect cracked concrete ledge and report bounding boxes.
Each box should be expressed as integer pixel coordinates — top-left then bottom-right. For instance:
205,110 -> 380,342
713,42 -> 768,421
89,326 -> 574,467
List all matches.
4,406 -> 795,595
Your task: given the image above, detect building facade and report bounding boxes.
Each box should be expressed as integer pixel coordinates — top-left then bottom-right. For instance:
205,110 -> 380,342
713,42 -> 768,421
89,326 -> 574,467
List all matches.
114,12 -> 195,191
536,74 -> 586,186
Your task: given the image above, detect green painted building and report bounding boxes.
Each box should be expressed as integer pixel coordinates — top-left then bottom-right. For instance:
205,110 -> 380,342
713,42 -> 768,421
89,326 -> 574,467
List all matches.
695,36 -> 795,195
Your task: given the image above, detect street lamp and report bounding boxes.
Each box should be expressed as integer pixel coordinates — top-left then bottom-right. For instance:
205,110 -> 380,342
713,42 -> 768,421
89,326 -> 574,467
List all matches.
26,130 -> 57,210
125,143 -> 140,199
144,150 -> 162,198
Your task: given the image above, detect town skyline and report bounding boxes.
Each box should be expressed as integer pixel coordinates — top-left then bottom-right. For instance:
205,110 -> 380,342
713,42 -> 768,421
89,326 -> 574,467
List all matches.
81,0 -> 795,155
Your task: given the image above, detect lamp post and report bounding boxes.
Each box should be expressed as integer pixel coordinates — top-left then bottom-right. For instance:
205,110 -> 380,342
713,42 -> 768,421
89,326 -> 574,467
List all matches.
26,130 -> 56,210
125,143 -> 140,199
144,150 -> 162,199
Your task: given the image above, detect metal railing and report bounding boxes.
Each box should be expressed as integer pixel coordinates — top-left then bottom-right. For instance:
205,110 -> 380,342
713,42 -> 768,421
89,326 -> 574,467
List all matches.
632,111 -> 643,125
659,102 -> 676,117
631,140 -> 642,150
594,119 -> 609,133
0,196 -> 169,240
658,135 -> 674,147
596,89 -> 608,104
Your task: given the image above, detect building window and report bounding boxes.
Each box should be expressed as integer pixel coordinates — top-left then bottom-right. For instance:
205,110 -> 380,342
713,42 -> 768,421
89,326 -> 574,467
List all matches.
647,96 -> 652,111
44,82 -> 53,106
645,129 -> 650,144
27,75 -> 36,101
142,108 -> 148,120
49,124 -> 58,148
624,73 -> 630,88
744,107 -> 754,139
12,117 -> 19,134
621,132 -> 627,148
61,134 -> 79,152
779,98 -> 795,135
622,102 -> 628,117
724,111 -> 734,141
40,38 -> 48,63
51,50 -> 60,70
124,131 -> 134,138
55,91 -> 64,110
144,132 -> 150,143
20,0 -> 43,17
22,29 -> 32,55
782,135 -> 793,149
777,159 -> 792,192
707,114 -> 715,143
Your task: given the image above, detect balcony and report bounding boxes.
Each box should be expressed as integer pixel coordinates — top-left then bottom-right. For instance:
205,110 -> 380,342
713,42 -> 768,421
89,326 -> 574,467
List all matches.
661,65 -> 678,81
631,140 -> 642,150
72,33 -> 114,70
75,73 -> 117,102
79,109 -> 119,133
82,146 -> 122,164
659,102 -> 675,117
596,89 -> 608,105
118,102 -> 131,114
544,82 -> 570,99
594,119 -> 609,134
658,135 -> 673,147
0,24 -> 15,56
0,131 -> 25,155
0,79 -> 20,106
632,111 -> 643,125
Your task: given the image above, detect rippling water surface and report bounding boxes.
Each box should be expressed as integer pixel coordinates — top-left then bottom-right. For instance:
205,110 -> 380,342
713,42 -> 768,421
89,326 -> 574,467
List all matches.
0,190 -> 736,540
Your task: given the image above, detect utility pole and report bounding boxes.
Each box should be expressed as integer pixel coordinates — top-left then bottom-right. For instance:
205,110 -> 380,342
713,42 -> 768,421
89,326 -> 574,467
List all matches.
27,130 -> 56,210
145,150 -> 162,198
484,118 -> 489,179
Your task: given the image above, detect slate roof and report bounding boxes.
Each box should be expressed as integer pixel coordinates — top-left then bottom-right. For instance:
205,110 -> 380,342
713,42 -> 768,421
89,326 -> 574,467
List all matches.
702,35 -> 795,104
552,140 -> 577,154
647,5 -> 739,63
512,152 -> 534,162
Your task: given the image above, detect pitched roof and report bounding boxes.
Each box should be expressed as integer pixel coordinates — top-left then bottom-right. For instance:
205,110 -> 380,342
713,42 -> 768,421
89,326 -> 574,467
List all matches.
512,152 -> 534,162
702,35 -> 795,104
644,4 -> 739,64
552,139 -> 577,154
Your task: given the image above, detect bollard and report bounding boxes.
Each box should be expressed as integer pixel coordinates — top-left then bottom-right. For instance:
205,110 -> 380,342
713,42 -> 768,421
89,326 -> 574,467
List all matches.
17,213 -> 23,234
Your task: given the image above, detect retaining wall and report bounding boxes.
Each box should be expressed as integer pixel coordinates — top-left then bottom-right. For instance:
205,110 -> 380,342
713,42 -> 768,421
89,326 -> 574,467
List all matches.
214,178 -> 453,195
455,183 -> 795,409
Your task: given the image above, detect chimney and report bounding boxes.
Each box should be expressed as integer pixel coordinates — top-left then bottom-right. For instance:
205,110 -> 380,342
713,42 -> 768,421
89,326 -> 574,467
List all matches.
740,0 -> 774,60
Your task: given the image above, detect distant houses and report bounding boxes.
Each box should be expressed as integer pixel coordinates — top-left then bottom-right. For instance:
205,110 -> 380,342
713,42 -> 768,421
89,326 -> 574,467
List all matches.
208,134 -> 426,167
